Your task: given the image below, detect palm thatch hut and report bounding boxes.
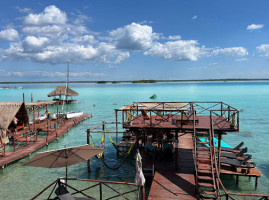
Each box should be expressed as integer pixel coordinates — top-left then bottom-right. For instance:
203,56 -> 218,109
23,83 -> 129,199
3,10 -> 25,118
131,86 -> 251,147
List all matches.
47,86 -> 78,104
0,102 -> 29,144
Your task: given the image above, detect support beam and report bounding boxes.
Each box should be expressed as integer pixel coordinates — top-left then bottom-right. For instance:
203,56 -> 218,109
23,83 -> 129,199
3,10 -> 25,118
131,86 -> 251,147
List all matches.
175,130 -> 179,171
87,129 -> 90,172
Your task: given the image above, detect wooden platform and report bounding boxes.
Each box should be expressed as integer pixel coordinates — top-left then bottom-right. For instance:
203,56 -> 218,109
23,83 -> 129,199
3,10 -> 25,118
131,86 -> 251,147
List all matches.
148,133 -> 196,200
124,115 -> 235,131
0,114 -> 91,167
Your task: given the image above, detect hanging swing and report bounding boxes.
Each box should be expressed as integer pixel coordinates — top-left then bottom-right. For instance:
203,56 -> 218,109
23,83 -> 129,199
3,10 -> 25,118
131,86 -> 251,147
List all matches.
107,133 -> 133,155
90,133 -> 134,170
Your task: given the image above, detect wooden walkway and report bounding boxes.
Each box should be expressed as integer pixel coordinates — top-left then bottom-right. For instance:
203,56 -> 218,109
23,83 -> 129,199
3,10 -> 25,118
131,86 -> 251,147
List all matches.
0,114 -> 91,168
148,133 -> 196,200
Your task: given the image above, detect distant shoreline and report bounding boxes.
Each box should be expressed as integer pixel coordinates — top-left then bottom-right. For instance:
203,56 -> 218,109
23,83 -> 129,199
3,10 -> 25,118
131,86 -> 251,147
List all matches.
1,78 -> 269,84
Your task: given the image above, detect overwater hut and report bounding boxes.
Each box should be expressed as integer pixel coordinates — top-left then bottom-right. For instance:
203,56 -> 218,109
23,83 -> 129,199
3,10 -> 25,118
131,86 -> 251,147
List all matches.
0,102 -> 29,155
47,86 -> 78,104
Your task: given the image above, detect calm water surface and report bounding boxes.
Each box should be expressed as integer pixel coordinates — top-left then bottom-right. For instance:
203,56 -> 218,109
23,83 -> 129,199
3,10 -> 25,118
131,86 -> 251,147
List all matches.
0,81 -> 269,199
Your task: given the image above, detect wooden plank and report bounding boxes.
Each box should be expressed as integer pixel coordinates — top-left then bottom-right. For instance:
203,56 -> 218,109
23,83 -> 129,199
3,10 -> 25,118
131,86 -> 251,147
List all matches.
148,133 -> 196,200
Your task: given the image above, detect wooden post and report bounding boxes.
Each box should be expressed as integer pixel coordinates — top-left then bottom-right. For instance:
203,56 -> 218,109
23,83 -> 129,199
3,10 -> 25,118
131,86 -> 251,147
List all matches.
136,131 -> 139,149
237,111 -> 240,131
33,106 -> 36,132
218,133 -> 221,173
221,102 -> 223,117
102,122 -> 105,158
255,177 -> 258,188
175,130 -> 179,171
56,102 -> 59,128
141,185 -> 145,200
99,183 -> 102,200
122,111 -> 124,128
23,93 -> 25,103
115,110 -> 119,156
46,105 -> 49,135
38,106 -> 39,117
87,129 -> 91,172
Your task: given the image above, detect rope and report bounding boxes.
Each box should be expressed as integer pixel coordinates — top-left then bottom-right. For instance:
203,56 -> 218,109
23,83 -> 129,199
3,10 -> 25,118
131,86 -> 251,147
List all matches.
100,145 -> 134,170
90,133 -> 134,170
107,133 -> 133,155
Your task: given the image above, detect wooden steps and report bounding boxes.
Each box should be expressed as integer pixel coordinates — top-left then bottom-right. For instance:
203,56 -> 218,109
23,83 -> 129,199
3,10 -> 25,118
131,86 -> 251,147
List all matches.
194,129 -> 219,199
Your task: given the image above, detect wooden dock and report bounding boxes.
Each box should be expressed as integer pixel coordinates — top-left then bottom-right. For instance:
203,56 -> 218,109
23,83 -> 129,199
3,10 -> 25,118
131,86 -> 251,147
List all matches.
148,133 -> 196,200
0,114 -> 91,168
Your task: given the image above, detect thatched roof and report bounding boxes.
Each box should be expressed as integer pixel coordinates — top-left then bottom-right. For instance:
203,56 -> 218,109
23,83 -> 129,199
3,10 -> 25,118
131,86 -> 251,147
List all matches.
47,86 -> 79,97
25,101 -> 57,107
0,102 -> 29,144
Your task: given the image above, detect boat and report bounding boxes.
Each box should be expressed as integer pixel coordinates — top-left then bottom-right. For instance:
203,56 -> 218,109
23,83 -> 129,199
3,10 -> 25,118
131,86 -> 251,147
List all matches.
3,86 -> 11,89
66,111 -> 84,119
150,94 -> 157,99
15,86 -> 23,89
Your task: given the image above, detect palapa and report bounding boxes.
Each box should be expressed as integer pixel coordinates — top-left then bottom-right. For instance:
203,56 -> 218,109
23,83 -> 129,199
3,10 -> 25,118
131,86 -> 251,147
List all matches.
47,86 -> 79,97
0,102 -> 29,143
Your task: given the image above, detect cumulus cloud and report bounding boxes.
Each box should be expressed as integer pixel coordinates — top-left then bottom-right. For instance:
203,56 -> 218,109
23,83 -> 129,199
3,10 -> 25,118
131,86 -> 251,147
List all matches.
144,40 -> 202,61
0,28 -> 19,41
211,47 -> 248,57
24,5 -> 67,25
0,5 -> 250,66
257,44 -> 269,58
22,36 -> 49,53
110,22 -> 159,50
247,24 -> 264,31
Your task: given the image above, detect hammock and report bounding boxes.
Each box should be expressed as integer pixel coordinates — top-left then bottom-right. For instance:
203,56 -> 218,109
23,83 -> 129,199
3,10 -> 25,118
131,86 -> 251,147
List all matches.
90,133 -> 104,158
90,133 -> 134,170
107,133 -> 133,155
100,144 -> 134,170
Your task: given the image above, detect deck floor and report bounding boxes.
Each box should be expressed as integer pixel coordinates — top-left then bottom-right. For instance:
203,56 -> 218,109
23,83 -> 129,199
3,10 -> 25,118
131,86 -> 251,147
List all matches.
148,133 -> 196,200
125,115 -> 235,131
0,114 -> 91,167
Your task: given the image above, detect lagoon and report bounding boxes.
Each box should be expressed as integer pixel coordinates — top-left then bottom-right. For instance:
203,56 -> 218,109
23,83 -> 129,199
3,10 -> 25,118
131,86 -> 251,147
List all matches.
0,81 -> 269,198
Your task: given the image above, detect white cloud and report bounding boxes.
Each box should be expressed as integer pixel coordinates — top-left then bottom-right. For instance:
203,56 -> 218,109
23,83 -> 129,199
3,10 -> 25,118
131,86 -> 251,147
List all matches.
72,35 -> 97,44
0,70 -> 106,78
144,40 -> 202,61
24,5 -> 67,25
168,35 -> 181,40
22,36 -> 49,53
192,16 -> 198,20
110,22 -> 159,50
247,24 -> 264,31
16,7 -> 32,13
212,47 -> 248,57
0,28 -> 19,41
257,44 -> 269,58
236,58 -> 248,62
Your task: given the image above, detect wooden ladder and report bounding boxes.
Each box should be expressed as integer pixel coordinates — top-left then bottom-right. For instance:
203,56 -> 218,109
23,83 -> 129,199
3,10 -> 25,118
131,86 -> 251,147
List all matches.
194,129 -> 219,199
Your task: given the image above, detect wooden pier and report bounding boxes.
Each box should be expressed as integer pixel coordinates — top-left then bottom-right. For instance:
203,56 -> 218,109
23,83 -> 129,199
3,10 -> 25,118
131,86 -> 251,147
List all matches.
112,102 -> 267,199
148,132 -> 196,200
0,114 -> 91,168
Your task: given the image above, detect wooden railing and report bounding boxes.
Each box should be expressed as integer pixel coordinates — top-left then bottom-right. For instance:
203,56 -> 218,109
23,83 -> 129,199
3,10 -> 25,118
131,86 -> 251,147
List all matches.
32,178 -> 145,200
209,111 -> 268,200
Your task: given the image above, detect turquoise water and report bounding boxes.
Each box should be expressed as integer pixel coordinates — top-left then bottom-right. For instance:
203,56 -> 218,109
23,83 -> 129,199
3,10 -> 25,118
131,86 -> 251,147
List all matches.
0,81 -> 269,198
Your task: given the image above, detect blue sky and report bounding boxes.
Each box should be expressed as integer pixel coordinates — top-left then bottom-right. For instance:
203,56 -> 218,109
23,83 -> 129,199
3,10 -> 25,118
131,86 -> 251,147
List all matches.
0,0 -> 269,81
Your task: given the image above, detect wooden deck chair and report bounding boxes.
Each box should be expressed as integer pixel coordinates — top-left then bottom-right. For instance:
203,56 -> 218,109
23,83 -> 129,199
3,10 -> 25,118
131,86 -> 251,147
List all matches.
221,142 -> 244,152
141,109 -> 150,120
221,148 -> 248,159
221,155 -> 255,169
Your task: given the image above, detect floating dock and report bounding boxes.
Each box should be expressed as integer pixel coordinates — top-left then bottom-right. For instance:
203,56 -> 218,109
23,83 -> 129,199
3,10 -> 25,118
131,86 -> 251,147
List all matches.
0,114 -> 91,168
